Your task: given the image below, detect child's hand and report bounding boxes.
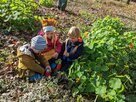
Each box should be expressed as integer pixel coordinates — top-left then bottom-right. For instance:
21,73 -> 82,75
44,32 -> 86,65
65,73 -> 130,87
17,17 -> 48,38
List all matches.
63,50 -> 69,57
53,52 -> 59,59
46,66 -> 52,72
45,66 -> 51,77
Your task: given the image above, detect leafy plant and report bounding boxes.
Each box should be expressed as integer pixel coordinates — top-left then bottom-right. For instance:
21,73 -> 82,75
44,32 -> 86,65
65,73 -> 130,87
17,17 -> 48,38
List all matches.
39,0 -> 54,7
68,16 -> 136,102
91,16 -> 126,34
0,0 -> 39,33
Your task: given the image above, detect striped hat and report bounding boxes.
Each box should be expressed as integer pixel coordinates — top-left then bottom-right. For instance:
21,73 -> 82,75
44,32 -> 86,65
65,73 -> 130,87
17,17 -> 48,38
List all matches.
43,26 -> 55,32
31,35 -> 46,52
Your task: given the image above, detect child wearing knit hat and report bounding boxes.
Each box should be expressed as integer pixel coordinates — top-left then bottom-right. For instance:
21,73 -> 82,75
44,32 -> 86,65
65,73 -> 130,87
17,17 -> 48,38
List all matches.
38,18 -> 62,75
38,18 -> 61,59
17,35 -> 51,81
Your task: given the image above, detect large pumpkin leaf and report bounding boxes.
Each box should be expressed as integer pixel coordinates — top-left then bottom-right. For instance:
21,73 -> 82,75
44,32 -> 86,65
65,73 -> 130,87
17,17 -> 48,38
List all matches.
109,78 -> 122,90
96,85 -> 107,96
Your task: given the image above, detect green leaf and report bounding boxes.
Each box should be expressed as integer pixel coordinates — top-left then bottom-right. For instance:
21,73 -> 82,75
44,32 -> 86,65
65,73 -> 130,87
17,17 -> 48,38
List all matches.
96,85 -> 107,96
109,78 -> 122,90
101,65 -> 109,71
118,99 -> 125,102
92,65 -> 101,72
96,57 -> 104,64
89,42 -> 94,49
81,75 -> 87,82
77,95 -> 83,102
130,70 -> 136,80
117,94 -> 125,102
78,84 -> 84,92
108,46 -> 113,51
105,90 -> 116,100
124,75 -> 133,84
68,79 -> 74,88
85,83 -> 95,92
107,89 -> 116,96
72,87 -> 79,97
76,71 -> 83,78
126,94 -> 136,102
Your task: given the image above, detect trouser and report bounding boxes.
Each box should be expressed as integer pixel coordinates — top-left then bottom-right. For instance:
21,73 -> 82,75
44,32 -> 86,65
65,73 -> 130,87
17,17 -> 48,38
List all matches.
17,61 -> 45,78
60,61 -> 72,74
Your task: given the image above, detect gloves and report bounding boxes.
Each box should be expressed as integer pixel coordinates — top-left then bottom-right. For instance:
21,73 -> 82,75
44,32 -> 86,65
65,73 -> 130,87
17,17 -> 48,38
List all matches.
56,63 -> 62,70
45,66 -> 51,77
55,59 -> 62,70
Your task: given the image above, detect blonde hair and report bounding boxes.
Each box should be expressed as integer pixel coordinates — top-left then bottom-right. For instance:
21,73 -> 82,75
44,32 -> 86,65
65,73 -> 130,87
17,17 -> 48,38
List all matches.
68,26 -> 80,38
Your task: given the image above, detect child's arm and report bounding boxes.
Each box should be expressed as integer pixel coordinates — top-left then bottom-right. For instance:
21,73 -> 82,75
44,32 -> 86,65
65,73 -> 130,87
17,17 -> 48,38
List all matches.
38,54 -> 50,67
68,43 -> 84,60
38,55 -> 51,72
53,38 -> 62,59
55,39 -> 62,53
58,42 -> 65,58
20,55 -> 45,75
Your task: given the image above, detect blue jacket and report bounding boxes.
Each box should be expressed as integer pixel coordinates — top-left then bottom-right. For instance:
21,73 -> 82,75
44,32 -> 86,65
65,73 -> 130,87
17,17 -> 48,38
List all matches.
60,39 -> 84,62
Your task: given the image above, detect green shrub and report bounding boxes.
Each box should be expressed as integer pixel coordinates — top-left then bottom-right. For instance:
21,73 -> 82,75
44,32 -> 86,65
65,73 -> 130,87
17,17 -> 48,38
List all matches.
39,0 -> 54,7
0,0 -> 39,33
92,16 -> 126,34
68,16 -> 136,102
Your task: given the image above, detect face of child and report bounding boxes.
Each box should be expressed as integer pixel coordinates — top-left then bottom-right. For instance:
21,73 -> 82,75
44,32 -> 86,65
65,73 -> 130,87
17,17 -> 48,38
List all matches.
69,36 -> 78,43
44,31 -> 54,39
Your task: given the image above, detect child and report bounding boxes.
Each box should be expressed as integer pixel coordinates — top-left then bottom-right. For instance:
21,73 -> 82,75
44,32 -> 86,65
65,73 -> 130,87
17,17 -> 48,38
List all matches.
59,26 -> 84,74
38,18 -> 62,73
17,35 -> 51,81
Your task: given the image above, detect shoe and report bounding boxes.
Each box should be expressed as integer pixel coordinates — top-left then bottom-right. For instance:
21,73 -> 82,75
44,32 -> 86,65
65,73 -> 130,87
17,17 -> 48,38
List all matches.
50,63 -> 57,69
28,73 -> 43,81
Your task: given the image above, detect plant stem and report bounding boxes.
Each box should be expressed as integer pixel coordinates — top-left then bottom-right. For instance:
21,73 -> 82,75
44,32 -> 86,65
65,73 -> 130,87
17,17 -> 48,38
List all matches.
94,95 -> 98,102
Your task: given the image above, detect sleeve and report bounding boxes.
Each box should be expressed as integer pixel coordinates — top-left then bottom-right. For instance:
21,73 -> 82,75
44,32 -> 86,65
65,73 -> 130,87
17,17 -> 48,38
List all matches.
68,43 -> 84,60
38,55 -> 50,67
58,42 -> 65,58
20,55 -> 45,75
55,38 -> 62,53
38,30 -> 44,36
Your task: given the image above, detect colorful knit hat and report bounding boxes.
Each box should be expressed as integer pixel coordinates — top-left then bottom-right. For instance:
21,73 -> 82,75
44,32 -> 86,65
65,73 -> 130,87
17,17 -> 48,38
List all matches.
43,26 -> 55,32
41,18 -> 57,27
31,35 -> 46,52
41,18 -> 57,33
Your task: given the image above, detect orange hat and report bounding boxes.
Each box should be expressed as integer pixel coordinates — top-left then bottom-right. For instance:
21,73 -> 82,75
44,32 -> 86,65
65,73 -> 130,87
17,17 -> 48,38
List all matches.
41,18 -> 57,27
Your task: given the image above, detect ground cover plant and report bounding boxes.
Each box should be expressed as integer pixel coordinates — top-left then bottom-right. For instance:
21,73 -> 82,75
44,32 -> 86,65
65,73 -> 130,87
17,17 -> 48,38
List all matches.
68,16 -> 136,102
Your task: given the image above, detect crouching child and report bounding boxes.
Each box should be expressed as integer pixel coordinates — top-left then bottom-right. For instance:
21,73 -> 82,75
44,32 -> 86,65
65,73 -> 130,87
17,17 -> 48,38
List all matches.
17,35 -> 51,81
